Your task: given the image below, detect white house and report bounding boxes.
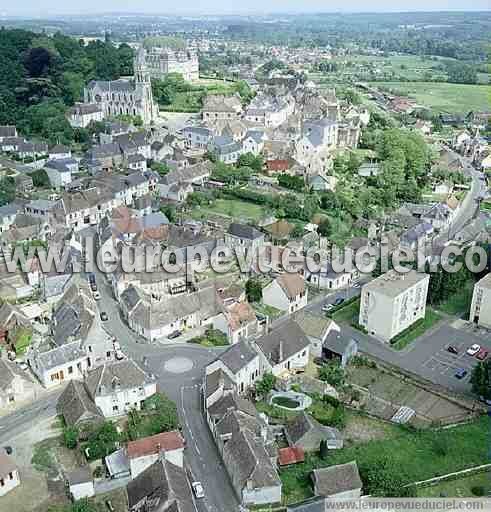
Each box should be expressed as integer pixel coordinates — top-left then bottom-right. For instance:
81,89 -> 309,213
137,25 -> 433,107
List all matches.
243,130 -> 267,156
28,341 -> 90,389
68,103 -> 104,128
44,159 -> 77,189
224,223 -> 265,253
254,319 -> 310,377
84,359 -> 157,418
182,126 -> 213,149
0,453 -> 20,497
205,340 -> 261,400
68,467 -> 95,501
0,359 -> 35,409
262,273 -> 308,314
126,431 -> 185,478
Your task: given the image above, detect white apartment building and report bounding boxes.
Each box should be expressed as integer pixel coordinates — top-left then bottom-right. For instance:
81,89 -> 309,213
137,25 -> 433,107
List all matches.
470,273 -> 491,329
359,270 -> 430,343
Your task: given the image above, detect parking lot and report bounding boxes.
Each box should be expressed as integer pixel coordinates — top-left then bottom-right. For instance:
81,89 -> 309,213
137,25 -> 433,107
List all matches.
349,322 -> 491,395
423,342 -> 480,383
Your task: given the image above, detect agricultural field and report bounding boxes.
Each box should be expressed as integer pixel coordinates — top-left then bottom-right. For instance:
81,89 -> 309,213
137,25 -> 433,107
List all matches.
369,81 -> 491,114
311,54 -> 449,85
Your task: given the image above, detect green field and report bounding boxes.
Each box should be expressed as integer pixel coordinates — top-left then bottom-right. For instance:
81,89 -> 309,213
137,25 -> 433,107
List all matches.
280,417 -> 490,504
369,81 -> 491,114
311,54 -> 449,85
192,198 -> 266,222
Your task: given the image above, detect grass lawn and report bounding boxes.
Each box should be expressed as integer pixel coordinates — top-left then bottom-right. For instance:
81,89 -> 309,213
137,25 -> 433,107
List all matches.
437,284 -> 474,316
417,471 -> 491,498
280,416 -> 490,504
192,198 -> 266,222
159,81 -> 237,113
368,81 -> 491,114
390,307 -> 442,350
330,298 -> 361,325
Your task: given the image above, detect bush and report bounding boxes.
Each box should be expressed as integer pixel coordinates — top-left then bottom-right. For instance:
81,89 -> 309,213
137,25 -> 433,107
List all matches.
471,485 -> 485,497
127,393 -> 179,441
318,362 -> 345,387
255,373 -> 277,398
63,426 -> 79,450
84,421 -> 120,461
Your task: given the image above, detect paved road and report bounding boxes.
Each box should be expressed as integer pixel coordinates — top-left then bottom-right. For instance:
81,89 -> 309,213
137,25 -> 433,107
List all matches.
0,390 -> 61,445
91,267 -> 237,512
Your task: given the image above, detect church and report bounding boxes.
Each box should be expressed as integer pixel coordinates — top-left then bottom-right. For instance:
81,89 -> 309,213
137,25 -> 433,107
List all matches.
84,47 -> 158,125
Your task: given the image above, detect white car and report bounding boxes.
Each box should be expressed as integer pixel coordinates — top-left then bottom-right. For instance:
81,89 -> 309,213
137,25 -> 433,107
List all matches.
115,349 -> 125,361
466,344 -> 481,356
321,303 -> 334,313
93,291 -> 101,300
192,481 -> 205,499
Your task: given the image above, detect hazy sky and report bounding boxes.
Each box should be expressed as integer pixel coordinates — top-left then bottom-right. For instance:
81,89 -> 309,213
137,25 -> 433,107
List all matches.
1,0 -> 490,17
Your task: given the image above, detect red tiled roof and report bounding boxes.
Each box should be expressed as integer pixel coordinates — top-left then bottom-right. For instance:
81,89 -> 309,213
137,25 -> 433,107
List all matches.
126,431 -> 184,460
278,447 -> 305,466
266,159 -> 290,172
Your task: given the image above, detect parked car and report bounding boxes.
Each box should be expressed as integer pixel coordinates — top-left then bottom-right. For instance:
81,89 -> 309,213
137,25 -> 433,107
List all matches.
447,345 -> 459,355
466,344 -> 481,356
16,361 -> 29,371
168,330 -> 182,340
88,273 -> 96,284
321,303 -> 334,313
90,283 -> 98,292
100,311 -> 108,321
455,368 -> 468,379
192,481 -> 205,499
334,297 -> 345,306
352,282 -> 361,288
476,348 -> 489,361
115,349 -> 125,361
93,291 -> 101,300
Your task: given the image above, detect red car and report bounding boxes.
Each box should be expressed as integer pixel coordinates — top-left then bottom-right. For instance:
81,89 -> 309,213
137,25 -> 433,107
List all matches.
476,348 -> 489,361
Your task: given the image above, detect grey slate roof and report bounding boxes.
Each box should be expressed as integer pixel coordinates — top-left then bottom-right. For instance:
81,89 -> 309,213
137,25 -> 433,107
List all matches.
57,380 -> 103,427
126,458 -> 194,512
85,359 -> 153,398
255,320 -> 310,366
313,461 -> 362,497
217,340 -> 258,375
33,341 -> 86,372
286,412 -> 342,448
68,466 -> 92,486
227,222 -> 263,240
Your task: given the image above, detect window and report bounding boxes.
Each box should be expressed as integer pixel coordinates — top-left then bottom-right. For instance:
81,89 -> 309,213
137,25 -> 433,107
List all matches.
8,473 -> 13,480
0,479 -> 4,487
113,405 -> 119,412
106,351 -> 111,358
68,366 -> 73,375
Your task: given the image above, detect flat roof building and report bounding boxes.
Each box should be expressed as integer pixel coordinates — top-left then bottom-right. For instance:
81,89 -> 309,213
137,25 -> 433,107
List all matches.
359,270 -> 430,343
